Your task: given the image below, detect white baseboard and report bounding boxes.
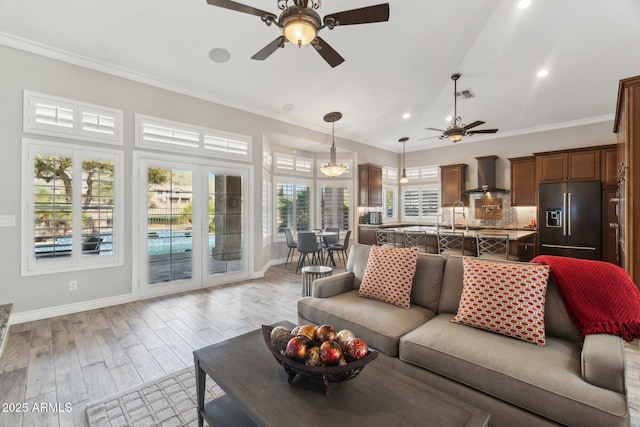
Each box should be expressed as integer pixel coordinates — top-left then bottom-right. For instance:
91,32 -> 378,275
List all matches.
9,294 -> 135,325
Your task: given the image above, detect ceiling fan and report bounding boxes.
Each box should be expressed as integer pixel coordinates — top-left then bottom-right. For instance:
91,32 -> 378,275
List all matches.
206,0 -> 390,67
422,73 -> 498,143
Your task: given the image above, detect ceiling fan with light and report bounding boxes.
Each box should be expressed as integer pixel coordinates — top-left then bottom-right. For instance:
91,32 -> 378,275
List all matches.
422,73 -> 498,143
206,0 -> 390,67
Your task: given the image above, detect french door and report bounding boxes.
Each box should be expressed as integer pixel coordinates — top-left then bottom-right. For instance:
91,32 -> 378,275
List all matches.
137,155 -> 249,297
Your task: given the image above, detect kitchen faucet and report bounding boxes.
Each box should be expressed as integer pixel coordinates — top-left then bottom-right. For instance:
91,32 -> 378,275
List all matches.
451,200 -> 467,232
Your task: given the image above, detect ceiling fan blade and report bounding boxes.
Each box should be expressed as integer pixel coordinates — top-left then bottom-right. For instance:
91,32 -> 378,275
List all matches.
463,120 -> 485,130
468,129 -> 499,134
251,36 -> 285,61
323,3 -> 390,26
206,0 -> 277,20
425,127 -> 445,132
313,37 -> 345,68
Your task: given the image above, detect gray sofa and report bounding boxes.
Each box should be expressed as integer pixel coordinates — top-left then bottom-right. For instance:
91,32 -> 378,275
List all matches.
297,244 -> 629,427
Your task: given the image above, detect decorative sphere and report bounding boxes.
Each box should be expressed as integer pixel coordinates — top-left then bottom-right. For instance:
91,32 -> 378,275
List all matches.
286,337 -> 309,361
336,329 -> 356,351
347,338 -> 369,361
297,325 -> 317,342
305,346 -> 322,367
320,340 -> 343,366
315,324 -> 337,343
270,326 -> 291,353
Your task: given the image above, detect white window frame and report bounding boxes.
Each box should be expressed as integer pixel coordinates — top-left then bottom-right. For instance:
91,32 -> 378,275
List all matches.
135,114 -> 252,162
274,152 -> 314,177
315,159 -> 354,178
382,184 -> 399,222
262,171 -> 273,245
274,177 -> 313,241
316,180 -> 353,231
401,184 -> 440,221
23,91 -> 123,145
382,166 -> 398,182
21,138 -> 124,276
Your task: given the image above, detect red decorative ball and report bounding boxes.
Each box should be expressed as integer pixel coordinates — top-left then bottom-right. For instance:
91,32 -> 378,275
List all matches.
320,340 -> 343,366
286,337 -> 309,361
346,338 -> 369,361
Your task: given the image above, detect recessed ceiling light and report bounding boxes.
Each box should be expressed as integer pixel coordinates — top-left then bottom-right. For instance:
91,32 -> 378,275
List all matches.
445,116 -> 452,122
537,69 -> 549,78
402,113 -> 411,119
208,48 -> 231,63
518,0 -> 531,9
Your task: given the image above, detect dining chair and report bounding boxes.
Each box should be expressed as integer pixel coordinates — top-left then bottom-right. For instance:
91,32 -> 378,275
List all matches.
321,227 -> 340,265
475,234 -> 520,261
283,228 -> 297,268
327,230 -> 351,266
296,231 -> 321,273
437,231 -> 475,256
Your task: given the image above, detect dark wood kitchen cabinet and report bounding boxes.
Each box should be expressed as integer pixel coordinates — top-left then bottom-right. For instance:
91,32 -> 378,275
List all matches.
509,156 -> 537,206
536,148 -> 601,183
440,164 -> 467,207
358,164 -> 382,207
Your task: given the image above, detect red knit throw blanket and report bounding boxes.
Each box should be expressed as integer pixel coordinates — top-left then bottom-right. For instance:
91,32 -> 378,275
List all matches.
531,255 -> 640,341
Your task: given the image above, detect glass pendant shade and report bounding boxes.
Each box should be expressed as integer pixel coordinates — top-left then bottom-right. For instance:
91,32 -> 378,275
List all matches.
321,112 -> 346,177
284,20 -> 317,46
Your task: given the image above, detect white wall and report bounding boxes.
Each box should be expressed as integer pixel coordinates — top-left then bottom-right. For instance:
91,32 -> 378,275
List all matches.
0,45 -> 391,318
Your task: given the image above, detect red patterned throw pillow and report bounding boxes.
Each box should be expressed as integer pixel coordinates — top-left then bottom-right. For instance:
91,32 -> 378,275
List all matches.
358,246 -> 419,308
452,257 -> 551,346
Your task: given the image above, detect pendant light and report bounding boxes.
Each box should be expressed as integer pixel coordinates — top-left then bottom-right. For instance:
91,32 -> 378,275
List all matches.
399,137 -> 409,183
320,112 -> 347,178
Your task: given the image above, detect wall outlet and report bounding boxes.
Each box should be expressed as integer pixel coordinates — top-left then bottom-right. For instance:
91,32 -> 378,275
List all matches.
69,280 -> 77,291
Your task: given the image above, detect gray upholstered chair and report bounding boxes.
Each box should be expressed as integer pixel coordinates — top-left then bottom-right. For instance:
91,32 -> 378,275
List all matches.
283,228 -> 297,267
296,231 -> 321,273
327,230 -> 351,266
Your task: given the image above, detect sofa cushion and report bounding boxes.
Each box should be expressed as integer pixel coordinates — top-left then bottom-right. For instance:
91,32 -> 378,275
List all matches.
410,254 -> 446,312
452,257 -> 550,346
358,246 -> 419,308
399,314 -> 628,427
438,255 -> 464,314
298,290 -> 435,356
346,244 -> 372,289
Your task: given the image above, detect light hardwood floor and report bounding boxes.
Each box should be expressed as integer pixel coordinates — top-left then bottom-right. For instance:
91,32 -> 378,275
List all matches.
1,263 -> 639,426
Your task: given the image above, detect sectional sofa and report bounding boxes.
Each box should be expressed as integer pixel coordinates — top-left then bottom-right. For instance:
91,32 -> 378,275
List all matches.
297,244 -> 629,427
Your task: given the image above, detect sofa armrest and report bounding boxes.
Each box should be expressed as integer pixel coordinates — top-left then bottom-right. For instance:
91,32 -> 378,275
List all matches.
581,333 -> 626,394
312,272 -> 355,298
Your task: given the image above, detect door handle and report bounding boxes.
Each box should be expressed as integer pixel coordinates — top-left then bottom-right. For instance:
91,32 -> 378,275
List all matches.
562,193 -> 567,236
567,192 -> 572,237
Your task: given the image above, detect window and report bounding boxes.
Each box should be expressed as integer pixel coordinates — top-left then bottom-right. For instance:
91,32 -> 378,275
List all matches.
22,139 -> 123,275
262,173 -> 273,243
275,178 -> 312,238
23,91 -> 123,145
382,185 -> 398,221
405,165 -> 440,181
135,115 -> 251,161
382,166 -> 398,181
274,153 -> 313,176
318,182 -> 351,231
402,185 -> 440,219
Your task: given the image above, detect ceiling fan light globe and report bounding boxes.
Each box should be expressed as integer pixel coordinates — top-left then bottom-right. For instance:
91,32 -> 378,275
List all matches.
283,19 -> 317,46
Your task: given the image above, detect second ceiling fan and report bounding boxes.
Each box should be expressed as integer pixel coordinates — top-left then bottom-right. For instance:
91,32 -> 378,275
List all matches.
206,0 -> 390,67
423,74 -> 498,143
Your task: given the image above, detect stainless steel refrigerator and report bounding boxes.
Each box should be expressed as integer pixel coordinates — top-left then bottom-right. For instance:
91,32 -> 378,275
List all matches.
537,180 -> 602,260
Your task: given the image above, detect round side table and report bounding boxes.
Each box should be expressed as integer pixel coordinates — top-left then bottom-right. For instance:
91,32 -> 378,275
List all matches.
300,265 -> 333,296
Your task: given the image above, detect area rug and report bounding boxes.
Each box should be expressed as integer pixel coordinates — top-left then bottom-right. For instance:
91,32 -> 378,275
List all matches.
86,367 -> 224,427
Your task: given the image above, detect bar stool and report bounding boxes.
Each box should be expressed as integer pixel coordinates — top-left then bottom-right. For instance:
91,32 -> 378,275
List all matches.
476,234 -> 520,261
437,231 -> 475,256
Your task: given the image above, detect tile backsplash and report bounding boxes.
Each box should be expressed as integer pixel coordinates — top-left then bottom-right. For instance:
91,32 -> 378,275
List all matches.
441,193 -> 536,229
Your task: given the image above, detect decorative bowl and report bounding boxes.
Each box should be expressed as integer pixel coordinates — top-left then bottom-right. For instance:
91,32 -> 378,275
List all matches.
262,325 -> 378,395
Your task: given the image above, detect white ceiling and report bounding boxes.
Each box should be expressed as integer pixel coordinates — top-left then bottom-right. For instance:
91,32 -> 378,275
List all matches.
1,0 -> 639,153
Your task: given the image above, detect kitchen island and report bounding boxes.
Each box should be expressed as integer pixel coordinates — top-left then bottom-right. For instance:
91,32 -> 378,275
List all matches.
358,224 -> 537,261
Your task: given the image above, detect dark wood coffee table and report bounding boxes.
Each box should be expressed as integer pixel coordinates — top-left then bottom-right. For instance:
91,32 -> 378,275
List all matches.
194,321 -> 489,427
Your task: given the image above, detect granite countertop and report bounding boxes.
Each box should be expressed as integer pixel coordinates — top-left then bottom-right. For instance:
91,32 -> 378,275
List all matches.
359,223 -> 537,241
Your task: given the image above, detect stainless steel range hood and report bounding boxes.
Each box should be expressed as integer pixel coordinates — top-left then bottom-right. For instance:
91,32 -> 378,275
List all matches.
464,155 -> 509,194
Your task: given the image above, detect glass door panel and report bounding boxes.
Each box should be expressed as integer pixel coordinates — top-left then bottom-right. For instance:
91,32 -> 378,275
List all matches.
147,168 -> 194,285
208,172 -> 244,275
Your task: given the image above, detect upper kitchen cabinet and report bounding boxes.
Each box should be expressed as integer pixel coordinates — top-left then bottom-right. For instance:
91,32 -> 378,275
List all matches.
440,164 -> 467,207
601,145 -> 619,189
535,147 -> 601,183
509,156 -> 537,206
358,164 -> 382,207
